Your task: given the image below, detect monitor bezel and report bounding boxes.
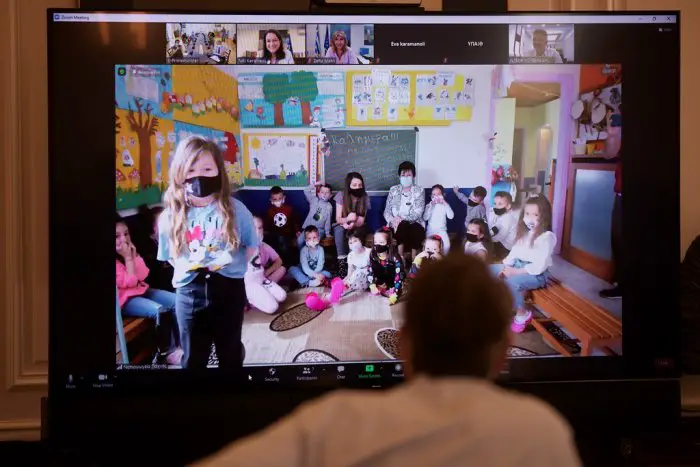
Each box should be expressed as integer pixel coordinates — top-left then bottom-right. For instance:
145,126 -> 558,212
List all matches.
46,8 -> 682,400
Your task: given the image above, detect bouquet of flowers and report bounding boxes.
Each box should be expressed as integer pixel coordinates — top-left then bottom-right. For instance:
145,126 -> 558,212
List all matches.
491,165 -> 519,186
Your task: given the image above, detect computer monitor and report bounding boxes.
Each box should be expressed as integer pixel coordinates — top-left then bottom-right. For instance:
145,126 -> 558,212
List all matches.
48,10 -> 680,397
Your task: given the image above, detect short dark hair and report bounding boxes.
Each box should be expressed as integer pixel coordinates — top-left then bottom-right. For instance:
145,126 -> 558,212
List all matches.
304,225 -> 319,237
404,251 -> 512,377
472,186 -> 487,199
431,184 -> 445,195
318,183 -> 332,192
398,161 -> 416,177
494,191 -> 513,204
347,229 -> 363,244
270,186 -> 284,196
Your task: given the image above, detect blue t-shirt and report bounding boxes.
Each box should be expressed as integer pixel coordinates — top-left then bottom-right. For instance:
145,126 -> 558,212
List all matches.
157,198 -> 259,288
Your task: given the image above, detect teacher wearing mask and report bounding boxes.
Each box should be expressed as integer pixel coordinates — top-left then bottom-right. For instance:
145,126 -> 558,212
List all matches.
263,29 -> 295,65
325,30 -> 358,65
384,161 -> 425,266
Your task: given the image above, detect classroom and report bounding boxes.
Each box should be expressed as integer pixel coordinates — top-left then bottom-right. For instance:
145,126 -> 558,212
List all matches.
115,61 -> 623,367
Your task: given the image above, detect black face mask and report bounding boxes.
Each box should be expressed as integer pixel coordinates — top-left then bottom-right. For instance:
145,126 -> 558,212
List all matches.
374,244 -> 388,253
349,188 -> 365,198
186,175 -> 221,198
467,199 -> 479,207
493,207 -> 507,216
465,233 -> 479,243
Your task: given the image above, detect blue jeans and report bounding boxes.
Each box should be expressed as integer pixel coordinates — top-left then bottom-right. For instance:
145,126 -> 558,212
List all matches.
288,266 -> 331,286
297,227 -> 326,248
122,288 -> 179,354
490,259 -> 550,309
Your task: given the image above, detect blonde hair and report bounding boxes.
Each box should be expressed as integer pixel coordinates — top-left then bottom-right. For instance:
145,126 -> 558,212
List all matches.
163,135 -> 239,257
330,30 -> 348,56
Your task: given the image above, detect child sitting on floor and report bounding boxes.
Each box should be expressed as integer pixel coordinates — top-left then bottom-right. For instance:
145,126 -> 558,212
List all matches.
298,181 -> 333,247
423,184 -> 455,253
488,191 -> 518,259
464,218 -> 492,261
490,194 -> 557,333
344,230 -> 371,291
289,225 -> 331,288
453,185 -> 488,223
244,217 -> 287,314
368,227 -> 406,305
264,185 -> 300,267
409,234 -> 444,278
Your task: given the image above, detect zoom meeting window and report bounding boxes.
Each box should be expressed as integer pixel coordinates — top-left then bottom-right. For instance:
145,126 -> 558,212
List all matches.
49,13 -> 678,383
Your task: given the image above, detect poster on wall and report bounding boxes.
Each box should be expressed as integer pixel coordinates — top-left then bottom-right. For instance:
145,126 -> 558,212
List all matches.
115,65 -> 242,211
238,71 -> 346,129
242,133 -> 318,187
345,70 -> 475,126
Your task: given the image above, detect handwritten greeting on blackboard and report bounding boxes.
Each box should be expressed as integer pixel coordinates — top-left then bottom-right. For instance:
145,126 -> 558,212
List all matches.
323,128 -> 418,192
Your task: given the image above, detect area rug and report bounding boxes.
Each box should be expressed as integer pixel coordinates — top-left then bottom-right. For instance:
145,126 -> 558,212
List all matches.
269,302 -> 323,332
293,349 -> 340,363
507,346 -> 538,357
375,328 -> 401,359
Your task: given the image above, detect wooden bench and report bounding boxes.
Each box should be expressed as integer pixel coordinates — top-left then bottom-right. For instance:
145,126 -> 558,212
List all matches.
116,317 -> 153,364
529,278 -> 622,357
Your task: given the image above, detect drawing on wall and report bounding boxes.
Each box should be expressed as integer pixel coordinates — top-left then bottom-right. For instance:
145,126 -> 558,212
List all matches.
345,70 -> 475,126
242,133 -> 318,187
238,71 -> 345,129
115,65 -> 242,211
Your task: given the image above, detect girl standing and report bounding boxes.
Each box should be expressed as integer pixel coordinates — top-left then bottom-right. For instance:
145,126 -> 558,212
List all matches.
368,227 -> 406,306
490,195 -> 556,333
157,136 -> 259,369
464,218 -> 492,261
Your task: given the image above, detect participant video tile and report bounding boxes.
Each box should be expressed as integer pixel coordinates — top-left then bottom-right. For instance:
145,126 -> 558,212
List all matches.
305,24 -> 375,65
165,23 -> 236,65
236,24 -> 307,65
508,24 -> 574,64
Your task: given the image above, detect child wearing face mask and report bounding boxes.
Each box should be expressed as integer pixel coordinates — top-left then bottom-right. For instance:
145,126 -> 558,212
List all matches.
298,181 -> 333,248
368,227 -> 406,306
464,218 -> 492,261
453,185 -> 488,224
157,136 -> 259,370
408,235 -> 444,278
488,191 -> 517,259
265,186 -> 300,267
289,225 -> 332,288
423,184 -> 455,254
244,217 -> 287,314
490,195 -> 556,333
344,230 -> 371,291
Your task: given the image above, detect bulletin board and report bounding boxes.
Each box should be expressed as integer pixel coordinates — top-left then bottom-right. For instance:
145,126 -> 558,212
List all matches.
346,70 -> 475,127
242,133 -> 318,188
115,64 -> 243,211
238,71 -> 346,129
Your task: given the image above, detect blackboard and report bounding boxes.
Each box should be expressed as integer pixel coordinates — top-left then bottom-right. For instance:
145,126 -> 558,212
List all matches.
323,128 -> 418,192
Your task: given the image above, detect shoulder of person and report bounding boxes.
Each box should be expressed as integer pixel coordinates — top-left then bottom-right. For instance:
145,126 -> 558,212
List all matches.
536,230 -> 557,243
411,185 -> 423,195
388,185 -> 401,195
334,191 -> 344,202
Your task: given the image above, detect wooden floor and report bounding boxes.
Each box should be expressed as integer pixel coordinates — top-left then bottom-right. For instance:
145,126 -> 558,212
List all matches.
242,287 -> 403,365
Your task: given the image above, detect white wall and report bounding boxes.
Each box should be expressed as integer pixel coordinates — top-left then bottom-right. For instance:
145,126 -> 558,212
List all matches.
493,98 -> 516,166
237,24 -> 307,57
232,64 -> 494,190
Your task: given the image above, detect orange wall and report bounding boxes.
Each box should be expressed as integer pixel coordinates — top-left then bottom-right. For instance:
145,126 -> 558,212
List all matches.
579,64 -> 622,94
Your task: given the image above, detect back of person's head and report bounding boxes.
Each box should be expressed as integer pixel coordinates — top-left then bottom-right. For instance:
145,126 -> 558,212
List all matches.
403,251 -> 512,378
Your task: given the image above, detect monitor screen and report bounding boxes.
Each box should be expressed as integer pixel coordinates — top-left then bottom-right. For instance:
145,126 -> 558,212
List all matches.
48,11 -> 680,394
